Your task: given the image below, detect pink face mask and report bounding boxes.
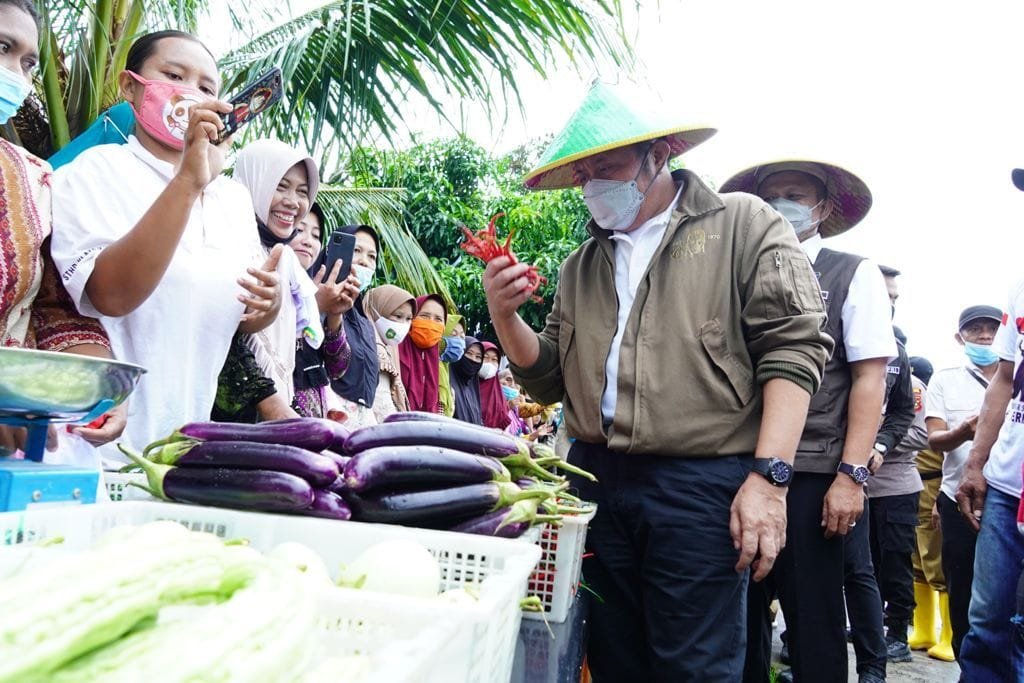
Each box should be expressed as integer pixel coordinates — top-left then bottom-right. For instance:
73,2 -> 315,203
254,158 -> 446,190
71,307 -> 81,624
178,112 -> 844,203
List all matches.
125,71 -> 205,150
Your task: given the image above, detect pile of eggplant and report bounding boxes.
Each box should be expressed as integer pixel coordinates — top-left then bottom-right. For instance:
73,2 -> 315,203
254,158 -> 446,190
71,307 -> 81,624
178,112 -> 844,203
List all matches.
339,412 -> 594,537
122,412 -> 595,538
120,418 -> 355,520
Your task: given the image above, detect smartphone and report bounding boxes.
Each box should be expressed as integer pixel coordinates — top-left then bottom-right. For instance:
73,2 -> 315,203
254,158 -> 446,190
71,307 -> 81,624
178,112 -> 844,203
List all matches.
324,231 -> 356,285
218,67 -> 284,142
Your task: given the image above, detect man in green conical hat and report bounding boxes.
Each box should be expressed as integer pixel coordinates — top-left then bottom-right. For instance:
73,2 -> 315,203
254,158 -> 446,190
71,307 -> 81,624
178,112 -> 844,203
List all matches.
481,82 -> 834,680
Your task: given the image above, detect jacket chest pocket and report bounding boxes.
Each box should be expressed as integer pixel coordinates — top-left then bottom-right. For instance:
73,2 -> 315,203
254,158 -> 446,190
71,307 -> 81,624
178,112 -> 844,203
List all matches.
757,252 -> 825,319
558,320 -> 576,369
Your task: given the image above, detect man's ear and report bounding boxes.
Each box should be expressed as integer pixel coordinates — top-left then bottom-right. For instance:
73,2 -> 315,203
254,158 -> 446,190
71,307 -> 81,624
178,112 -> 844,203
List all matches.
650,139 -> 672,172
818,197 -> 835,223
954,332 -> 965,346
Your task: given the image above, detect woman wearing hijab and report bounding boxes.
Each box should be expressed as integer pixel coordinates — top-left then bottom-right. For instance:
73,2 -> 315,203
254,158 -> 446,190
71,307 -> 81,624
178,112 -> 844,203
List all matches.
437,314 -> 465,417
478,342 -> 510,430
289,203 -> 356,418
451,337 -> 484,425
399,294 -> 447,413
364,284 -> 416,422
328,225 -> 382,427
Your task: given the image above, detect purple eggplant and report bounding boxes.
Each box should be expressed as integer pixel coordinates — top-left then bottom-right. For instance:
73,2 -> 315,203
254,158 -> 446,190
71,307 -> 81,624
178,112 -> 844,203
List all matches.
343,481 -> 550,525
327,475 -> 348,494
382,411 -> 469,426
343,446 -> 509,492
156,440 -> 338,488
303,490 -> 352,520
343,420 -> 521,457
450,507 -> 530,538
120,445 -> 314,512
321,450 -> 351,471
174,419 -> 340,452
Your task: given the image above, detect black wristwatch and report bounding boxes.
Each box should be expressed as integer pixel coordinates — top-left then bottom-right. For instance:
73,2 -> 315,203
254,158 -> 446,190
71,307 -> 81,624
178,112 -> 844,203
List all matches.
752,457 -> 794,487
837,461 -> 871,485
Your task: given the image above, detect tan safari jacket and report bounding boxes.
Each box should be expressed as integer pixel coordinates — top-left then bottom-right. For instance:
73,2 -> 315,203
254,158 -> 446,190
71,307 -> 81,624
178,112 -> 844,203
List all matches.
511,170 -> 833,457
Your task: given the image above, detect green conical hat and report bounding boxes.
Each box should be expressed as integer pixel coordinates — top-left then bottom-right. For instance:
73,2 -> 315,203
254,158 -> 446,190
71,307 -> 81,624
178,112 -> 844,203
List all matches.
524,82 -> 716,191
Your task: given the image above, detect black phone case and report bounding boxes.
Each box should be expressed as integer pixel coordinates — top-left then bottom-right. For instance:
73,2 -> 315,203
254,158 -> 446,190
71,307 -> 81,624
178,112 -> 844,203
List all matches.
324,232 -> 356,285
220,68 -> 284,140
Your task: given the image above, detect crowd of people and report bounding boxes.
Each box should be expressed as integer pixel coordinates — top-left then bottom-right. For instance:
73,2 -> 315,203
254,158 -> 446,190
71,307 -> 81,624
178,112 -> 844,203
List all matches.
1,2 -> 1022,681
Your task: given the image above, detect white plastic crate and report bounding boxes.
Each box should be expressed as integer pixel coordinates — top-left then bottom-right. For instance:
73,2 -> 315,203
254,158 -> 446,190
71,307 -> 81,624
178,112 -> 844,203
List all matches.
102,471 -> 154,502
0,501 -> 541,683
523,507 -> 596,623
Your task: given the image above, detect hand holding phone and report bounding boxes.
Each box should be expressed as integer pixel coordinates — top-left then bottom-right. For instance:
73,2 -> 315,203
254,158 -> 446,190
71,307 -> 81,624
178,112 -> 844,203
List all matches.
217,67 -> 284,143
324,231 -> 357,286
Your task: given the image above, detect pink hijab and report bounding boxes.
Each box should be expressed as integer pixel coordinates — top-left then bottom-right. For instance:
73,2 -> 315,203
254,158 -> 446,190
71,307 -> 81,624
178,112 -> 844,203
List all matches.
479,341 -> 511,430
398,294 -> 446,412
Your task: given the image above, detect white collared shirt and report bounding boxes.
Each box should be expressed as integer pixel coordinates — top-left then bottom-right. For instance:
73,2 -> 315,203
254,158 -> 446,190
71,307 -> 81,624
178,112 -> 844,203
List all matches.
926,362 -> 991,499
800,234 -> 896,363
600,183 -> 684,421
50,136 -> 261,465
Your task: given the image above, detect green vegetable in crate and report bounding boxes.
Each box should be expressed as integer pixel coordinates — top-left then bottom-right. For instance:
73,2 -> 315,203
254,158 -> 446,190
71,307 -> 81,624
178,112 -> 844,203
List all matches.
337,539 -> 441,598
0,522 -> 266,682
43,565 -> 317,683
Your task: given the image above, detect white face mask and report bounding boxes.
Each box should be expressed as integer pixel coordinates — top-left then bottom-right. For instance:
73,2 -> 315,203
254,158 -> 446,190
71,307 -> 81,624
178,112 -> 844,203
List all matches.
478,362 -> 499,380
582,147 -> 656,231
374,315 -> 410,346
768,198 -> 823,237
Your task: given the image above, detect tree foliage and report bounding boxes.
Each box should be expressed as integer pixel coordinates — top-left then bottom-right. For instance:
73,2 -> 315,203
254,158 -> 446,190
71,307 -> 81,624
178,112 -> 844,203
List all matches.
344,136 -> 591,338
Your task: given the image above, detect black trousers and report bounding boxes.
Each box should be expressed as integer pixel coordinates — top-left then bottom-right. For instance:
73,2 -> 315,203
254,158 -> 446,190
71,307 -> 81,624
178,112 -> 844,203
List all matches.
744,473 -> 848,683
869,491 -> 921,633
568,441 -> 750,683
937,491 -> 977,657
843,497 -> 887,678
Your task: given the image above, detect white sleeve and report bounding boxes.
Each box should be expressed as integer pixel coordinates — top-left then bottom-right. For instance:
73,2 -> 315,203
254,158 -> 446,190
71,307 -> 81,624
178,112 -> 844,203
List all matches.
924,372 -> 948,421
992,280 -> 1023,363
841,259 -> 898,362
49,150 -> 125,318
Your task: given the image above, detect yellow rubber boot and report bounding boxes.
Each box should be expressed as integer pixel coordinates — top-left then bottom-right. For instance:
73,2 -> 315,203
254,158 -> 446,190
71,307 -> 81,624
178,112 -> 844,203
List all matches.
927,592 -> 956,662
908,582 -> 937,650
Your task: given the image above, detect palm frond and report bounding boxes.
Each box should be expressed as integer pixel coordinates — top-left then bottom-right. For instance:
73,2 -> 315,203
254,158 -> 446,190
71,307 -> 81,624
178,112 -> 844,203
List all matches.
316,185 -> 454,307
219,0 -> 631,171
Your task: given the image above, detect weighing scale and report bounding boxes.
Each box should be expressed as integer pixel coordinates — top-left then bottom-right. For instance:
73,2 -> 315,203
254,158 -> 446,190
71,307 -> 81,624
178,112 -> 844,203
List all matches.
0,348 -> 145,511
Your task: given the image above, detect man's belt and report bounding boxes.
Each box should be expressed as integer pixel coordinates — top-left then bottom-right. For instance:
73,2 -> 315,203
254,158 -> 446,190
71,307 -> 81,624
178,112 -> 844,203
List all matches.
919,470 -> 942,481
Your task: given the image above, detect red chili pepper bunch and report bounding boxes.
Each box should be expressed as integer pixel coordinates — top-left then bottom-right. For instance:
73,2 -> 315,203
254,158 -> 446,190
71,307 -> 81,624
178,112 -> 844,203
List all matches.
460,212 -> 547,303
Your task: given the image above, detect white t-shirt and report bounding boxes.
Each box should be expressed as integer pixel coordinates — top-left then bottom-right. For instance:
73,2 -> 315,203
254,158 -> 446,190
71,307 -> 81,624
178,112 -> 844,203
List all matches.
50,137 -> 261,464
601,183 -> 684,421
925,363 -> 990,500
983,278 -> 1024,498
800,234 -> 896,363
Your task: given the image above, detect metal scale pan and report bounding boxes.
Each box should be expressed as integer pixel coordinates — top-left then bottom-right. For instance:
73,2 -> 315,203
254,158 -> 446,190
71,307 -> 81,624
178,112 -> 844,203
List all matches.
0,348 -> 145,510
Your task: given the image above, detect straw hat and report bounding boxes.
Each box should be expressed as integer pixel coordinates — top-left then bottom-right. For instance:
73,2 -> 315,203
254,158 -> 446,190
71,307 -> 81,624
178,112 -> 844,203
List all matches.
523,82 -> 716,191
719,160 -> 871,238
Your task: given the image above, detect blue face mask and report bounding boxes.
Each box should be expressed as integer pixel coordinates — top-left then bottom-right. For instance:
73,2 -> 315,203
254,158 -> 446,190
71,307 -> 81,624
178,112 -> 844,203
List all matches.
353,264 -> 374,292
0,66 -> 31,125
964,341 -> 999,367
440,335 -> 466,363
501,385 -> 520,401
768,198 -> 823,237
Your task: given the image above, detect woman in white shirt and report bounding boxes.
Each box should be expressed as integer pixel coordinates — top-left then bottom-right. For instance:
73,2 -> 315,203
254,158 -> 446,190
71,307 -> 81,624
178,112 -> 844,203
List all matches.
50,30 -> 281,464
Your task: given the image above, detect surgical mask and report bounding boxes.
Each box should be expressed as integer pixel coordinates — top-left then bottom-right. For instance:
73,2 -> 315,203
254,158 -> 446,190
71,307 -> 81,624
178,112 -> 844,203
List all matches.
768,198 -> 823,236
353,264 -> 374,292
0,66 -> 31,125
409,318 -> 444,349
964,341 -> 999,367
440,335 -> 466,363
582,147 -> 655,231
125,71 -> 204,150
502,385 -> 520,401
478,362 -> 498,381
373,316 -> 409,346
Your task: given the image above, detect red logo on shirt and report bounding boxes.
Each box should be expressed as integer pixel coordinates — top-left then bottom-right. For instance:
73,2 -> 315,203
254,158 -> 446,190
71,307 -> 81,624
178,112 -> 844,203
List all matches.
913,386 -> 923,413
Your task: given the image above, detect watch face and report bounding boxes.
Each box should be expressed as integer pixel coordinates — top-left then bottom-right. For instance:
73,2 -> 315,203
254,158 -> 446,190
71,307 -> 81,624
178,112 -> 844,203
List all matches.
768,459 -> 793,484
852,466 -> 870,484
